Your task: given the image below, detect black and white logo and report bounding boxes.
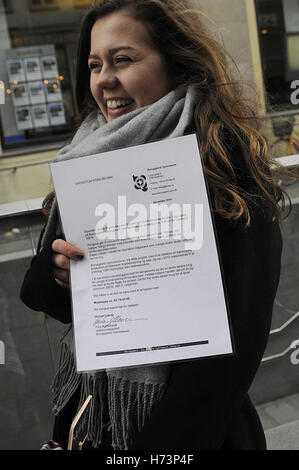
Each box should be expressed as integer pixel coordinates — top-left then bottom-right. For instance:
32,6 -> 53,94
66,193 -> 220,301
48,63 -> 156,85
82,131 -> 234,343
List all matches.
133,174 -> 148,192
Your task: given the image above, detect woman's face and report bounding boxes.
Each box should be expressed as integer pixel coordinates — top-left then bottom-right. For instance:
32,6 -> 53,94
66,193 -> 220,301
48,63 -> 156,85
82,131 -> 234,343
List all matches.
88,9 -> 173,122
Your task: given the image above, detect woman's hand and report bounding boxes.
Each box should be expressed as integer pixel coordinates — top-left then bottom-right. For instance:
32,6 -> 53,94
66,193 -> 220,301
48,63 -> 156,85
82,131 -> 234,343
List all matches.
51,238 -> 84,289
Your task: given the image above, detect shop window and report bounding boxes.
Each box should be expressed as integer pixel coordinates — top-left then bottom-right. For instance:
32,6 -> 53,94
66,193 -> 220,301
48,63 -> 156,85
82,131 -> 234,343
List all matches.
0,0 -> 91,153
256,0 -> 299,157
256,0 -> 299,111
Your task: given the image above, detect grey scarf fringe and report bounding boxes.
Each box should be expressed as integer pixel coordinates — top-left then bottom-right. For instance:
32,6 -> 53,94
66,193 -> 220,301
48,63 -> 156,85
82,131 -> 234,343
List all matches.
45,85 -> 199,449
107,377 -> 167,450
51,341 -> 167,449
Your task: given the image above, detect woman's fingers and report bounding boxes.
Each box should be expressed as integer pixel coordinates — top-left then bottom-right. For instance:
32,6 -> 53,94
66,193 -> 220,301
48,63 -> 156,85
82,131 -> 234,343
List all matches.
51,238 -> 84,289
54,277 -> 70,290
53,265 -> 70,290
52,253 -> 70,271
52,238 -> 84,261
53,267 -> 69,284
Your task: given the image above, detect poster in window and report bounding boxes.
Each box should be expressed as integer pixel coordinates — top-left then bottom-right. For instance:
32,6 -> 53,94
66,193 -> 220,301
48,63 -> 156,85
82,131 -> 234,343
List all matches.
15,106 -> 33,130
28,81 -> 46,104
32,104 -> 50,128
7,59 -> 26,83
11,83 -> 30,107
41,55 -> 58,78
24,57 -> 42,81
48,102 -> 66,126
44,79 -> 62,102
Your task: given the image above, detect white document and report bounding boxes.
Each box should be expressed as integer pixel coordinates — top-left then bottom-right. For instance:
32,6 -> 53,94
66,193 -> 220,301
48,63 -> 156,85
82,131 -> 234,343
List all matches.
41,55 -> 58,79
28,81 -> 46,105
51,134 -> 233,372
32,104 -> 49,128
24,57 -> 42,81
12,84 -> 29,107
48,102 -> 66,126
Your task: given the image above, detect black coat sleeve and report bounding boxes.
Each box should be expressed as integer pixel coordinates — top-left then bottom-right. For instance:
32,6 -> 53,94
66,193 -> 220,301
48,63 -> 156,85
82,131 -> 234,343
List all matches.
20,228 -> 72,324
131,211 -> 282,450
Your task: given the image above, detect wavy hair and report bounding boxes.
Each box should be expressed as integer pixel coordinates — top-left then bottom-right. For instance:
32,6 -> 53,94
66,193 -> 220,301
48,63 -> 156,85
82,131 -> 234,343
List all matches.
43,0 -> 298,226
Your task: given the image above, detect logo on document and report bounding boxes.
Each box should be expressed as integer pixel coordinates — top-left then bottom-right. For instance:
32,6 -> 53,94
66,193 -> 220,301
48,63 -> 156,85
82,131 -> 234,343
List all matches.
133,174 -> 148,192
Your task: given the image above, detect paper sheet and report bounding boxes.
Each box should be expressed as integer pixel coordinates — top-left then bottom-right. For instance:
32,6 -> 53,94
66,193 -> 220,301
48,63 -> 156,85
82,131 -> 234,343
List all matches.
51,134 -> 233,372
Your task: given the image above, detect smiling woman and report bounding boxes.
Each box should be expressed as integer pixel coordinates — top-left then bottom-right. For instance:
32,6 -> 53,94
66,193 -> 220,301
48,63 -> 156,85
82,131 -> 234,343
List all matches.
88,11 -> 172,121
58,0 -> 292,228
20,0 -> 294,452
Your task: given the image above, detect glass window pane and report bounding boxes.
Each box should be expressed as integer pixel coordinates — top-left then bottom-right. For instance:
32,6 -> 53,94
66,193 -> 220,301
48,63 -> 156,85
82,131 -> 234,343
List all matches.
0,0 -> 92,152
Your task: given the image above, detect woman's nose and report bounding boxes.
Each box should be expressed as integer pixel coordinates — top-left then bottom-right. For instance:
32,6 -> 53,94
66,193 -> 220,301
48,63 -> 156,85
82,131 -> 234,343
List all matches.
95,66 -> 118,89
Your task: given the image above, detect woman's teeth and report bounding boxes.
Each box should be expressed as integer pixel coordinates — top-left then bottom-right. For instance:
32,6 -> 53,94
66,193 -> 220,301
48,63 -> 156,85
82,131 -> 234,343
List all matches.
107,99 -> 134,109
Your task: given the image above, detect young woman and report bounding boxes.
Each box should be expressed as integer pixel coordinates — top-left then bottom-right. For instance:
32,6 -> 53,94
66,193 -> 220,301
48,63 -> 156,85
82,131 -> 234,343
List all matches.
21,0 -> 287,450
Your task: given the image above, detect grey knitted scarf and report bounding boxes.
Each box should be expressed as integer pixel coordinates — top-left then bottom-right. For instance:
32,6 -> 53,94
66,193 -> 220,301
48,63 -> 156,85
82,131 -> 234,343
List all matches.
42,85 -> 199,449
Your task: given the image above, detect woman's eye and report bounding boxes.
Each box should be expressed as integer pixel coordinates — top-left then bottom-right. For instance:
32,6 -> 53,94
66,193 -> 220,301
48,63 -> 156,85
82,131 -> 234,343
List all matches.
89,62 -> 101,71
115,56 -> 131,64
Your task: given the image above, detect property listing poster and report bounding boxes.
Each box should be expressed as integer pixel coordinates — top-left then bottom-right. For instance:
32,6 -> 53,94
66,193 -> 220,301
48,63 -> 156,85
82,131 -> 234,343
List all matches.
7,48 -> 66,131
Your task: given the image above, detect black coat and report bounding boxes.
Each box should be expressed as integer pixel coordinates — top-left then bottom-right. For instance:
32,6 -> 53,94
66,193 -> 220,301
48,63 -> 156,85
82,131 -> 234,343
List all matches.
20,142 -> 282,450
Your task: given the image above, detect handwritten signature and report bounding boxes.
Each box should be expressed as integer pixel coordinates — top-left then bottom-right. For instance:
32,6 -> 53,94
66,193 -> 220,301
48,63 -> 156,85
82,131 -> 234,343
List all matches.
93,315 -> 132,328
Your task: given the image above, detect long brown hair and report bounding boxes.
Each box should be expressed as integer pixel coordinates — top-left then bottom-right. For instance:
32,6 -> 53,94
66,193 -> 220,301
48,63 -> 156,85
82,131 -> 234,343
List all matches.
43,0 -> 298,226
